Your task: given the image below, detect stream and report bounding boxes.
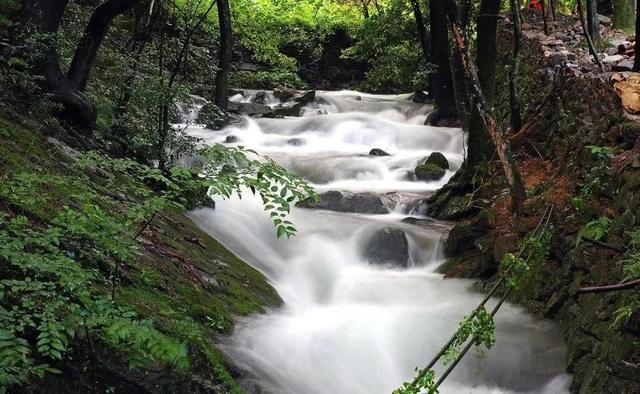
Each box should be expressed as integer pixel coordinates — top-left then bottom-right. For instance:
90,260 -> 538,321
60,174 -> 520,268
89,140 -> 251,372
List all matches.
184,91 -> 571,393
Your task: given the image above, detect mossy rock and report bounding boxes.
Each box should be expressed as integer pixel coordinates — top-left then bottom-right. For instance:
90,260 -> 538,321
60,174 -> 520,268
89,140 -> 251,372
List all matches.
423,152 -> 449,169
415,163 -> 446,181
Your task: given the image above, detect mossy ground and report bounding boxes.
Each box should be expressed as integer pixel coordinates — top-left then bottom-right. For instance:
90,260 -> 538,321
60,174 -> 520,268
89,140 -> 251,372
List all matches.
0,114 -> 280,392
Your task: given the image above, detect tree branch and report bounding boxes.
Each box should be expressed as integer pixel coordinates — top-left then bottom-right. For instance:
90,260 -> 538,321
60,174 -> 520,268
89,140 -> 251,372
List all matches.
577,279 -> 640,294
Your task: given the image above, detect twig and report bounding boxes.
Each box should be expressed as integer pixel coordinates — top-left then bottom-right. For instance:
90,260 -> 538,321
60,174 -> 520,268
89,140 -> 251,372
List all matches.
581,236 -> 623,253
577,279 -> 640,294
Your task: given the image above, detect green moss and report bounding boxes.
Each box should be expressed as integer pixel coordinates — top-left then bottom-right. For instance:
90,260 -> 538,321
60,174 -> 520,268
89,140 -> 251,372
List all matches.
0,116 -> 281,390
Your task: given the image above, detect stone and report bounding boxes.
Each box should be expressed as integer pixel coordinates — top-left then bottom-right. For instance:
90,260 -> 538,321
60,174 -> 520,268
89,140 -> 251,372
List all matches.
415,163 -> 446,181
423,151 -> 449,169
613,59 -> 635,72
444,210 -> 495,256
412,90 -> 431,103
598,14 -> 611,26
362,227 -> 409,268
287,138 -> 305,146
369,148 -> 390,156
297,191 -> 390,214
603,55 -> 624,64
547,51 -> 567,66
263,101 -> 304,118
224,135 -> 238,143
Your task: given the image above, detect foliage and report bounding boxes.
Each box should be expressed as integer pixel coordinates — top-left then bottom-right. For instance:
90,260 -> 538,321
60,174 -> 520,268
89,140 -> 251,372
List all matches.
443,307 -> 496,365
393,368 -> 437,394
344,0 -> 427,91
199,144 -> 318,238
502,230 -> 552,294
576,216 -> 612,245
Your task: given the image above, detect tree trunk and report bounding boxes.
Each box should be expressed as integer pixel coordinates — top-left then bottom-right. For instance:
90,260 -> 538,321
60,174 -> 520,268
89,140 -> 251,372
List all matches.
578,0 -> 604,69
23,0 -> 96,130
426,0 -> 457,125
215,0 -> 233,109
613,0 -> 635,31
410,0 -> 430,67
67,0 -> 140,91
540,0 -> 549,35
466,0 -> 501,169
635,1 -> 640,71
509,0 -> 523,133
445,0 -> 527,214
586,0 -> 600,40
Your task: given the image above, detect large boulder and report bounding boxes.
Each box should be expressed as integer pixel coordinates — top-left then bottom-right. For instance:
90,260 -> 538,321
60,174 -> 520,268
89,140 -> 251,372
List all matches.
196,102 -> 241,130
362,227 -> 410,268
415,163 -> 446,181
262,100 -> 303,118
297,191 -> 389,214
227,101 -> 273,116
423,152 -> 449,169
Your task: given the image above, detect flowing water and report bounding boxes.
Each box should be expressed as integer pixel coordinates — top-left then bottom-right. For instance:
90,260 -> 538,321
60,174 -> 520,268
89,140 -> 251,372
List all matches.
184,91 -> 571,393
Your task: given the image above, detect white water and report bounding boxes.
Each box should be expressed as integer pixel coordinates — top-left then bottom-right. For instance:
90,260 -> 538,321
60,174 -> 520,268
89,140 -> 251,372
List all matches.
185,91 -> 570,393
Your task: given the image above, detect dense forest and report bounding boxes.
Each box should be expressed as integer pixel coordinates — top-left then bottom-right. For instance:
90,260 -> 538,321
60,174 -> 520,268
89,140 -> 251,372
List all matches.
1,0 -> 640,393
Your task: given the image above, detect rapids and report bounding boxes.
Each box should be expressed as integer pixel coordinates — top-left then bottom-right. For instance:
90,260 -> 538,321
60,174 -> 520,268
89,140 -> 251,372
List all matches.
184,91 -> 571,393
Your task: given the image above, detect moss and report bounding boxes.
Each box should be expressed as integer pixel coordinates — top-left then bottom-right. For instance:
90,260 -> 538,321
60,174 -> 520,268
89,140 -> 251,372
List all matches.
0,116 -> 281,391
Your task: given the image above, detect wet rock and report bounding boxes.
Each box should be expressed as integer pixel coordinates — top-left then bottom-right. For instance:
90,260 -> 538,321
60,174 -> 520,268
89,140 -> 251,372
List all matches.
287,138 -> 305,146
444,210 -> 495,256
603,54 -> 624,64
423,152 -> 449,169
369,148 -> 390,156
197,102 -> 240,130
263,101 -> 304,118
297,191 -> 389,214
412,90 -> 431,103
363,227 -> 409,268
224,135 -> 238,143
227,101 -> 273,116
415,163 -> 446,181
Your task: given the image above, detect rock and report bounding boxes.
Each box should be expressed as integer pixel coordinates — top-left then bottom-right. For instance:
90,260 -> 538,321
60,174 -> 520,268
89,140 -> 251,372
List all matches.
369,148 -> 390,156
444,209 -> 495,256
362,227 -> 409,268
262,101 -> 303,118
224,135 -> 238,143
621,122 -> 640,148
297,191 -> 390,214
412,90 -> 431,104
287,138 -> 305,146
423,152 -> 449,169
547,51 -> 567,66
603,54 -> 624,64
617,44 -> 627,55
196,102 -> 240,130
613,59 -> 635,72
227,101 -> 273,116
598,14 -> 611,26
415,163 -> 446,181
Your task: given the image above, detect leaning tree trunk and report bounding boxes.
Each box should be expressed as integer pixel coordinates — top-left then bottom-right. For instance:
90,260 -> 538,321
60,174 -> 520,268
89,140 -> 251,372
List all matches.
509,0 -> 523,133
578,0 -> 604,69
426,0 -> 457,125
67,0 -> 140,91
410,0 -> 430,68
466,0 -> 501,169
445,0 -> 527,214
586,0 -> 600,41
214,0 -> 233,110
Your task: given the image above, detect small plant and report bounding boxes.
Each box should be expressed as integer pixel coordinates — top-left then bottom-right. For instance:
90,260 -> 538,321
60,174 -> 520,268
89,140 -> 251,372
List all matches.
577,216 -> 612,245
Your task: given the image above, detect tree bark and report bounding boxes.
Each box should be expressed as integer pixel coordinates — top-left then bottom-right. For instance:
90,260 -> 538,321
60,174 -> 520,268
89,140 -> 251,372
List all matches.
586,0 -> 600,41
466,0 -> 501,168
67,0 -> 140,91
509,0 -> 523,133
23,0 -> 97,130
540,0 -> 549,35
612,0 -> 635,31
410,0 -> 430,67
445,0 -> 527,214
578,0 -> 604,69
214,0 -> 233,109
634,2 -> 640,71
426,0 -> 457,125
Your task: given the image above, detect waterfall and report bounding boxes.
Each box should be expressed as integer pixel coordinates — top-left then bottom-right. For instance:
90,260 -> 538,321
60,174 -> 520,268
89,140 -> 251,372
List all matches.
185,91 -> 571,394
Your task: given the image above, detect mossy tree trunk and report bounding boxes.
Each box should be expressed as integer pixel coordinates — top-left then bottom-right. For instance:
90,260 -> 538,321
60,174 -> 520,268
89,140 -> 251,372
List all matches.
215,0 -> 233,110
410,0 -> 430,75
427,0 -> 457,125
613,0 -> 635,31
586,0 -> 600,41
466,0 -> 501,169
635,1 -> 640,71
